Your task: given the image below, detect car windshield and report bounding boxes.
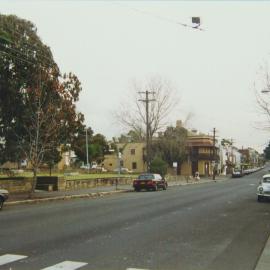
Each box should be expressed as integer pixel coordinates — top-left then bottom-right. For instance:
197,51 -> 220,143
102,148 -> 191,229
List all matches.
263,177 -> 270,183
138,174 -> 154,180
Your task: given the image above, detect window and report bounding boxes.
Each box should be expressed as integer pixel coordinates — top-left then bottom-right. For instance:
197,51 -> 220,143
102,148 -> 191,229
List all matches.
131,149 -> 135,155
138,174 -> 154,180
132,162 -> 137,170
263,177 -> 270,183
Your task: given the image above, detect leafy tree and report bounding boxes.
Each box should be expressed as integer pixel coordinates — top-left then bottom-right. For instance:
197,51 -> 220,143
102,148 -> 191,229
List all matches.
89,134 -> 108,163
73,130 -> 109,165
150,156 -> 168,177
117,129 -> 144,143
264,141 -> 270,160
43,147 -> 62,176
151,126 -> 188,175
73,127 -> 94,165
221,138 -> 232,147
0,15 -> 84,195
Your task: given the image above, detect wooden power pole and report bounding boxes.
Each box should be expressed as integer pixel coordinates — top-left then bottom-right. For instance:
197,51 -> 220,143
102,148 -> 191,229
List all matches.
139,91 -> 155,172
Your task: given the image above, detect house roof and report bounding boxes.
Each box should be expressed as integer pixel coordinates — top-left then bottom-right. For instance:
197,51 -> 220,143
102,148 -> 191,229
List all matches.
186,136 -> 215,147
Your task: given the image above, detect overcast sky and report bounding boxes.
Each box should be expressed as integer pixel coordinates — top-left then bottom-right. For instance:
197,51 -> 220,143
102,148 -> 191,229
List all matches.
1,0 -> 270,152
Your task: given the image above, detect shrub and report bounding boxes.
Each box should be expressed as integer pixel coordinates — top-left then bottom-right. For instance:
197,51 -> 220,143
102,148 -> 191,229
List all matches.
150,156 -> 168,177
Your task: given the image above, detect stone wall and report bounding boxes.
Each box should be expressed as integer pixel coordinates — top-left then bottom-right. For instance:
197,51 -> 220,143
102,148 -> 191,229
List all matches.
0,178 -> 32,193
0,177 -> 134,193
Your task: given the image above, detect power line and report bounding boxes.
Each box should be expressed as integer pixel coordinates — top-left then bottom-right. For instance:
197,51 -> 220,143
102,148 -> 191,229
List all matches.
0,26 -> 54,63
0,40 -> 52,67
0,50 -> 38,67
127,7 -> 204,31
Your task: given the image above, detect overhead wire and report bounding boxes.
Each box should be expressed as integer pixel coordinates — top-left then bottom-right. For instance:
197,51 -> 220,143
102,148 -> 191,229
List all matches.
0,26 -> 54,65
0,50 -> 38,67
127,6 -> 204,31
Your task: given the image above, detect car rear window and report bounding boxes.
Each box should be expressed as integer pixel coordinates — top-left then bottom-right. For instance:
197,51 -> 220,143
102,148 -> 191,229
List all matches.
138,174 -> 154,180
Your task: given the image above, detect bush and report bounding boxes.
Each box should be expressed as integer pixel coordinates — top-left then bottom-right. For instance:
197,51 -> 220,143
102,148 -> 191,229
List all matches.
150,156 -> 168,177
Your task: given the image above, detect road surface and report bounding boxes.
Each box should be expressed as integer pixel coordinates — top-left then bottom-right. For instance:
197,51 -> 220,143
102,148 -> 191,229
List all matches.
1,169 -> 270,270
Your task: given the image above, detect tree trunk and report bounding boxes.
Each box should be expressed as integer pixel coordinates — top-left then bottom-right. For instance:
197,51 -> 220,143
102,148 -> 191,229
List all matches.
29,167 -> 37,199
177,162 -> 182,175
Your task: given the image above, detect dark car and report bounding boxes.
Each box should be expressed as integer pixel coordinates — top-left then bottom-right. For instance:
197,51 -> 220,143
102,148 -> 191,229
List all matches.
133,173 -> 168,191
0,189 -> 9,210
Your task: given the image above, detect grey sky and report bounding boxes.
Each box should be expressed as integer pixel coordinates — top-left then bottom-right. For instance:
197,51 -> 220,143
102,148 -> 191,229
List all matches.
1,1 -> 270,152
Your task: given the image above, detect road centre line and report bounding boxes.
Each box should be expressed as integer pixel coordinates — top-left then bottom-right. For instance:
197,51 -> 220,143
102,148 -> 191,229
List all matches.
41,260 -> 88,270
0,254 -> 27,266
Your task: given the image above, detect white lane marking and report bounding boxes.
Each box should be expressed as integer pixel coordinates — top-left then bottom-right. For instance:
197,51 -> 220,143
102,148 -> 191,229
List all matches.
41,261 -> 88,270
0,254 -> 27,266
250,184 -> 255,186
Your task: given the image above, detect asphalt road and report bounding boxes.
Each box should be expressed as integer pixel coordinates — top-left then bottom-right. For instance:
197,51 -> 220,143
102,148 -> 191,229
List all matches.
1,168 -> 270,270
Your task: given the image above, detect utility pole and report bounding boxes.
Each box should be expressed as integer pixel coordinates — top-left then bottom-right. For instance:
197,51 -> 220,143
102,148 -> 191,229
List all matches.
85,127 -> 89,172
212,127 -> 216,180
139,91 -> 156,172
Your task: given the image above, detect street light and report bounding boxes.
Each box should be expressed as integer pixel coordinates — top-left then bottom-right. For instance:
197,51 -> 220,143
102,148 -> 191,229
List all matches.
85,128 -> 90,172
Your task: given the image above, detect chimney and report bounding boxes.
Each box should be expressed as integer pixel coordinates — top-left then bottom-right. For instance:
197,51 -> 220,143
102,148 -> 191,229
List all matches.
176,120 -> 182,128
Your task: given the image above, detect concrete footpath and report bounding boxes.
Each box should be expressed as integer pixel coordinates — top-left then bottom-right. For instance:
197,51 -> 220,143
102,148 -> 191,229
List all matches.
256,236 -> 270,270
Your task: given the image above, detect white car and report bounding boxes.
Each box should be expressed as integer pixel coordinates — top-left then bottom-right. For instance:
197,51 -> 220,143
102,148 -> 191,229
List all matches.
257,174 -> 270,202
113,167 -> 133,173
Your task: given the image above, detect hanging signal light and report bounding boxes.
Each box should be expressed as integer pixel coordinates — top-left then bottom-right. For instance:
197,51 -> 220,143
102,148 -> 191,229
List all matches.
192,17 -> 201,28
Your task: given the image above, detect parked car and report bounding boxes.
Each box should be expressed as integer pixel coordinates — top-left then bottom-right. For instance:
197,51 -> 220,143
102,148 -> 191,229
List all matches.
96,166 -> 107,172
0,189 -> 9,210
257,174 -> 270,202
232,169 -> 242,178
133,173 -> 168,192
80,164 -> 91,170
113,167 -> 133,173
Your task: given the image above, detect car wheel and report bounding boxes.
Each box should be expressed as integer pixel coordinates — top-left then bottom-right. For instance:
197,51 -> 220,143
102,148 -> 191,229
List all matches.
134,188 -> 140,192
0,198 -> 4,210
258,195 -> 263,202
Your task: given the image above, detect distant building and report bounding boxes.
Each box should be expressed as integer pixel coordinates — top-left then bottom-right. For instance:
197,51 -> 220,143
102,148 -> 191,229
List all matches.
103,142 -> 146,173
239,147 -> 260,169
181,135 -> 220,177
220,144 -> 242,174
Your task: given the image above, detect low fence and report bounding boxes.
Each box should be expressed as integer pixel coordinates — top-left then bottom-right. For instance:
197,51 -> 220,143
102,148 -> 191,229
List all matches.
62,177 -> 133,191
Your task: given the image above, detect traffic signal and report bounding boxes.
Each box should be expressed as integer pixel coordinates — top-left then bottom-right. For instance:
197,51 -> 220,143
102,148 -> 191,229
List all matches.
192,17 -> 200,25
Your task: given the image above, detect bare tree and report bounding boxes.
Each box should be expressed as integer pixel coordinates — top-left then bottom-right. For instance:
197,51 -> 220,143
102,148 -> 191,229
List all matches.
115,75 -> 179,140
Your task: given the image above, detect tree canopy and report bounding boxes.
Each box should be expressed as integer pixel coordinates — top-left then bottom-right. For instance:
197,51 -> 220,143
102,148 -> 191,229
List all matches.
151,126 -> 188,174
73,128 -> 109,165
0,14 -> 84,190
264,141 -> 270,160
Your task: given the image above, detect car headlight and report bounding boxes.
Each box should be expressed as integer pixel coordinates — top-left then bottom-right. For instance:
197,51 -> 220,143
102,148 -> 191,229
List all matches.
258,187 -> 264,193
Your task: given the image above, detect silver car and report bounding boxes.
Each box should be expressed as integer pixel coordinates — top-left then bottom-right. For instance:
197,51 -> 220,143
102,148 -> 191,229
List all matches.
257,174 -> 270,202
0,189 -> 9,210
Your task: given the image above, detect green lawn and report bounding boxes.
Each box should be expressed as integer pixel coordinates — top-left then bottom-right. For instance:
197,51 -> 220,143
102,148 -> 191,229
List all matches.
0,171 -> 137,180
